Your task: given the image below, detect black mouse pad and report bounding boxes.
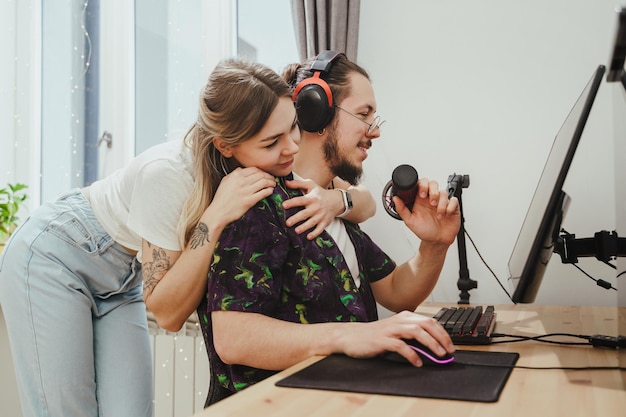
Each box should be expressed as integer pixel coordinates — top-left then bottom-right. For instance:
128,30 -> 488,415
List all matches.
275,350 -> 519,402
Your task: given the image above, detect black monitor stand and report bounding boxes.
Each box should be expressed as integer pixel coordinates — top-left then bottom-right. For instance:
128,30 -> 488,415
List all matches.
555,228 -> 626,291
447,174 -> 476,304
555,230 -> 626,267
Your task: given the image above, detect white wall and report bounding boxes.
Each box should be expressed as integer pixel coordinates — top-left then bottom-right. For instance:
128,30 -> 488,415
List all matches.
357,1 -> 621,307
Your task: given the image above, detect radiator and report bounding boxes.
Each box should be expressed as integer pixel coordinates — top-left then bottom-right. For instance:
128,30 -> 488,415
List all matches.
147,311 -> 210,417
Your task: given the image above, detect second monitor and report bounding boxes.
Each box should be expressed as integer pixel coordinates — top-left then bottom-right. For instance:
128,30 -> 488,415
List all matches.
506,65 -> 605,304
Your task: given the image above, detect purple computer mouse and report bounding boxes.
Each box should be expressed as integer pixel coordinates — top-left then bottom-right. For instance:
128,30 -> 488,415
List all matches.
383,339 -> 455,366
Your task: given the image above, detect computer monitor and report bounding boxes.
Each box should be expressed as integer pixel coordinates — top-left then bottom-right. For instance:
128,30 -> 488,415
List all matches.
607,5 -> 626,89
507,65 -> 605,303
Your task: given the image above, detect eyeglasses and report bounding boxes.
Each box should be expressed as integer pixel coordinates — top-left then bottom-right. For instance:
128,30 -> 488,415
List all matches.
335,105 -> 386,135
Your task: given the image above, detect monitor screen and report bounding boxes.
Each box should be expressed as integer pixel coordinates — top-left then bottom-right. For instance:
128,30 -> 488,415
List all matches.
507,65 -> 605,303
607,6 -> 626,85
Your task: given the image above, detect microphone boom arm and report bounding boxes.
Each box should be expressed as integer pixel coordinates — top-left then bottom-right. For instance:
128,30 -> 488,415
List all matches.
447,174 -> 476,304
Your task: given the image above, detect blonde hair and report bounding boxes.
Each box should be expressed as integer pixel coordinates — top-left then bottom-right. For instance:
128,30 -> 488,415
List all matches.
177,59 -> 292,247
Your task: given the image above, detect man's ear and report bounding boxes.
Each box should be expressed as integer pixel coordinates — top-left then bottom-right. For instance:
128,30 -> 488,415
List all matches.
214,137 -> 234,158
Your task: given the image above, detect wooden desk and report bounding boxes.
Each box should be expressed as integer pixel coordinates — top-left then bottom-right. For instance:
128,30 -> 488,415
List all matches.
194,304 -> 626,417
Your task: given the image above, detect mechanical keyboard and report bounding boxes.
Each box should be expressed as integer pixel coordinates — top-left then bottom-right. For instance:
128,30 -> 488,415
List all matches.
433,305 -> 497,345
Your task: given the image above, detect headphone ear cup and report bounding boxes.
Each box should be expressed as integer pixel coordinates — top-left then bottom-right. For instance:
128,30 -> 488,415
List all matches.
294,84 -> 335,132
293,51 -> 344,132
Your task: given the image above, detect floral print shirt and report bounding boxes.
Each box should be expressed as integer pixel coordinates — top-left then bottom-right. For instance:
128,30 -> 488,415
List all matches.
197,174 -> 396,394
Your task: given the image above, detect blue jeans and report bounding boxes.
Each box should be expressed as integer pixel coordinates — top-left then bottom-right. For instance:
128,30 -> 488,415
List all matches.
0,190 -> 153,417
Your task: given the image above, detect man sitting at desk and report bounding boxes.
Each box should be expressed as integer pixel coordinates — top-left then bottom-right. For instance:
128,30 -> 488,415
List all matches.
197,51 -> 460,404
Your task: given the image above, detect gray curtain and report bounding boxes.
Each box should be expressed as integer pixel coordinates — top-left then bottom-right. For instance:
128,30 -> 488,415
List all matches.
290,0 -> 360,61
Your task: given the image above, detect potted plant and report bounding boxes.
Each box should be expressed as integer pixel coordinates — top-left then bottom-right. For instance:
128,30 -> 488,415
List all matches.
0,183 -> 28,250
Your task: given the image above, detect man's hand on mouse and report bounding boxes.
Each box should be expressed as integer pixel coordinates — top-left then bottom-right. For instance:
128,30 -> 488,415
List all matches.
336,311 -> 456,367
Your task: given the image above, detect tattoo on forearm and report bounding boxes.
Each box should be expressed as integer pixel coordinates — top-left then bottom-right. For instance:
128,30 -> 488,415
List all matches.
143,247 -> 171,293
189,222 -> 210,249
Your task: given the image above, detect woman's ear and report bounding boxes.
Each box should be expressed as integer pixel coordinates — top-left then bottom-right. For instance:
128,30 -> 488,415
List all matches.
214,137 -> 234,158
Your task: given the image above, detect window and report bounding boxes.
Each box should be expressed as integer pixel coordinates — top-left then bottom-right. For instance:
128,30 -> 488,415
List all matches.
12,0 -> 298,204
40,0 -> 96,201
237,0 -> 299,73
134,0 -> 298,155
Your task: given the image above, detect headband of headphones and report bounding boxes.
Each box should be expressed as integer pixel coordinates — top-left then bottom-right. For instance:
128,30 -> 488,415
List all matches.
292,50 -> 345,132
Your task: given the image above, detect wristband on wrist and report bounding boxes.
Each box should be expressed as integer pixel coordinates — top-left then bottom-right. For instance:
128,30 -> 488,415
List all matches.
337,189 -> 353,217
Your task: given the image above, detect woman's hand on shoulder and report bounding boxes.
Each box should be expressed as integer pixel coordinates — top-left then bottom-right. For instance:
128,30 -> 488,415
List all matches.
283,178 -> 342,240
284,177 -> 376,239
209,167 -> 275,225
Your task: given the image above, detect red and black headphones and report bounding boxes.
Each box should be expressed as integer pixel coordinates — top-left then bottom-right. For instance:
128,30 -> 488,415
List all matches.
292,50 -> 345,132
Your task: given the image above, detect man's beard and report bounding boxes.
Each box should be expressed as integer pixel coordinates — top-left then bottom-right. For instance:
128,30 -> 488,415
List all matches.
322,128 -> 363,186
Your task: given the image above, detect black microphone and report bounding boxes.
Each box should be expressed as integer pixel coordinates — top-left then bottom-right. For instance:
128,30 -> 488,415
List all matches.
382,164 -> 418,220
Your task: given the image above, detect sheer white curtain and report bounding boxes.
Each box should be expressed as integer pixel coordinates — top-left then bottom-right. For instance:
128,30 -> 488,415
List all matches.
1,0 -> 41,207
290,0 -> 360,60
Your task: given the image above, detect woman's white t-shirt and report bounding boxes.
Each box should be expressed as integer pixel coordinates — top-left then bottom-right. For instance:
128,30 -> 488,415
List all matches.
89,140 -> 194,256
